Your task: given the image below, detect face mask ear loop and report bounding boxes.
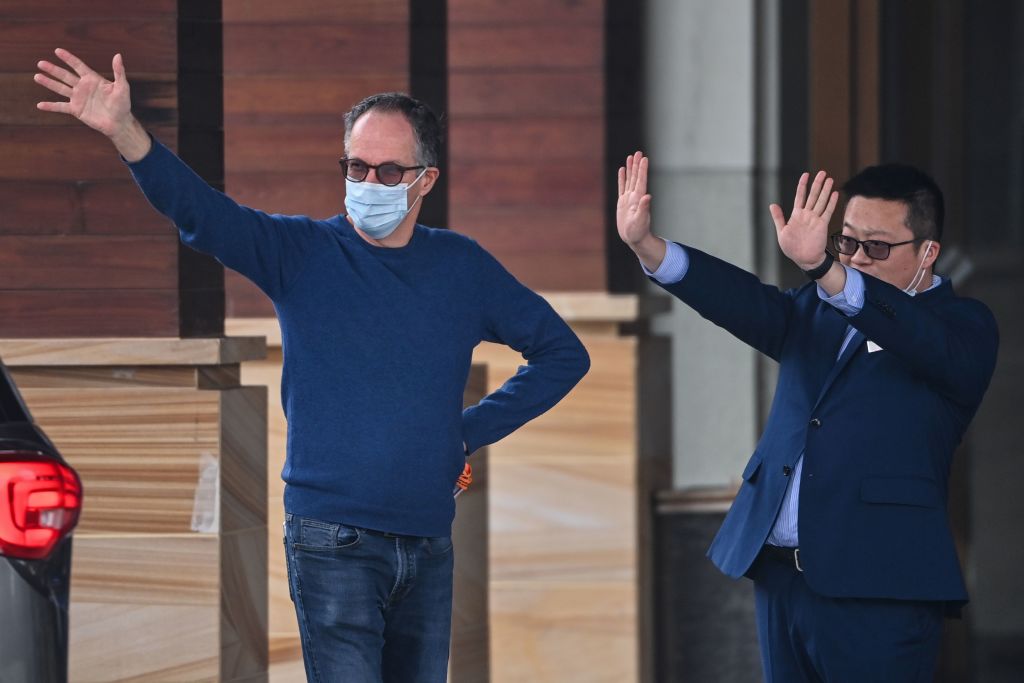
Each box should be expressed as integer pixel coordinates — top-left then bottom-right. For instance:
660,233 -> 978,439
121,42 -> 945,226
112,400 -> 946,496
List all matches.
904,240 -> 932,293
402,168 -> 429,218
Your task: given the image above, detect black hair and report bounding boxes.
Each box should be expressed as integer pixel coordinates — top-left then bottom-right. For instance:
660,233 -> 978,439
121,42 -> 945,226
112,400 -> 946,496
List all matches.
842,163 -> 944,242
343,92 -> 443,168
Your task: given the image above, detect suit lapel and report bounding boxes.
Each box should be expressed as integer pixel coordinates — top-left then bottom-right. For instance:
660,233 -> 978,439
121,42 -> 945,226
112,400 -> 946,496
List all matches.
812,328 -> 865,411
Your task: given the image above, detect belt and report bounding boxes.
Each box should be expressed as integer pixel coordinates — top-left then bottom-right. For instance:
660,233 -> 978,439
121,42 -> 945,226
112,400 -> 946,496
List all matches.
761,544 -> 803,572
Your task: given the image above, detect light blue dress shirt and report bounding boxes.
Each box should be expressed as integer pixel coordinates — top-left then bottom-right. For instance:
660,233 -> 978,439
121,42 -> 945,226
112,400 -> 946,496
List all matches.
644,239 -> 940,547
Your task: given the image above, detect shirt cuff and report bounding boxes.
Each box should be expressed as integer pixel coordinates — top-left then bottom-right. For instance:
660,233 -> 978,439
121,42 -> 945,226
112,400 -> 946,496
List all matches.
818,264 -> 865,315
641,239 -> 690,284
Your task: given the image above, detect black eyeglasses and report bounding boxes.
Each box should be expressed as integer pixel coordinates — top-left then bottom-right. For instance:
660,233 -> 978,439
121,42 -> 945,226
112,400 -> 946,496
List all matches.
339,158 -> 424,187
831,234 -> 919,261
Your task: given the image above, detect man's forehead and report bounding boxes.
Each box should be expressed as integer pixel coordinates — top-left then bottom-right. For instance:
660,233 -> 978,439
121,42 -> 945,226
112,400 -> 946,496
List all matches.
348,110 -> 416,162
842,197 -> 911,238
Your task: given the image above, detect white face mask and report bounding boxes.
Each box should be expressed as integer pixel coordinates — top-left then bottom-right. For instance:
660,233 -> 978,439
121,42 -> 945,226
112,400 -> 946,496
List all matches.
903,240 -> 934,295
344,168 -> 427,240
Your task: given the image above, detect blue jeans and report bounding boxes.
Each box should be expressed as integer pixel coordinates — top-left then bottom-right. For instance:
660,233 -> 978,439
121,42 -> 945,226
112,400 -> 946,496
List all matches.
284,513 -> 454,683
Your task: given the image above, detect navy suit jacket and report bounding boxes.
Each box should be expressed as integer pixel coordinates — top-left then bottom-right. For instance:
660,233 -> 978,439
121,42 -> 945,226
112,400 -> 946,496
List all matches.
658,246 -> 999,604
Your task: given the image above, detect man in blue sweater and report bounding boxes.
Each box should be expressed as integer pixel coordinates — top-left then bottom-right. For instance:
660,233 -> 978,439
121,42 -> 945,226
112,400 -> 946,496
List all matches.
35,49 -> 590,682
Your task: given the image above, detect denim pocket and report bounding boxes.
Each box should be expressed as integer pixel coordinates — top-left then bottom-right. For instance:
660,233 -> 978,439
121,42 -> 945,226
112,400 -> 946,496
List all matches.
423,535 -> 453,556
290,517 -> 362,552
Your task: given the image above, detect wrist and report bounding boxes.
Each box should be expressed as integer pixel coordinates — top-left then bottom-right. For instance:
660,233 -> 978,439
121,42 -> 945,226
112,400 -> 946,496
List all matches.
632,233 -> 667,272
801,251 -> 834,280
109,116 -> 151,162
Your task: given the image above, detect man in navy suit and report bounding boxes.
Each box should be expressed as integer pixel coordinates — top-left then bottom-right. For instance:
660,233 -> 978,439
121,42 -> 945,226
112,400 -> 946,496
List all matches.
617,152 -> 998,682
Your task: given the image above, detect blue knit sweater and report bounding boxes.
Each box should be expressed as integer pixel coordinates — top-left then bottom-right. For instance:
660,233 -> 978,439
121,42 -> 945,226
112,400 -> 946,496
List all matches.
129,140 -> 590,537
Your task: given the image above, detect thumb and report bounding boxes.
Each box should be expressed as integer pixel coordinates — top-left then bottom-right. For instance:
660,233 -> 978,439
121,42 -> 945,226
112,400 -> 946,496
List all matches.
768,204 -> 786,233
112,53 -> 126,84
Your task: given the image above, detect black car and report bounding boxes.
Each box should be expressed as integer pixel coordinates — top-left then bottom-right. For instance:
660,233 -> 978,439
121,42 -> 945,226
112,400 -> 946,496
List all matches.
0,359 -> 82,683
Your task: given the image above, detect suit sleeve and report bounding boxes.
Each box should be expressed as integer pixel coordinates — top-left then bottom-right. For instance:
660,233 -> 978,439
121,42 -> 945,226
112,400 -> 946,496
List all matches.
656,245 -> 799,362
127,137 -> 315,301
846,273 -> 999,406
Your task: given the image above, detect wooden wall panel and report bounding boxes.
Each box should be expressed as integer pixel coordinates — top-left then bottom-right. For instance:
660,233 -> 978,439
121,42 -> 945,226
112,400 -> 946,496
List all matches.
448,0 -> 602,25
223,1 -> 410,319
0,291 -> 181,337
447,1 -> 608,292
0,21 -> 177,72
0,4 -> 223,337
223,0 -> 406,23
0,236 -> 178,289
0,0 -> 176,21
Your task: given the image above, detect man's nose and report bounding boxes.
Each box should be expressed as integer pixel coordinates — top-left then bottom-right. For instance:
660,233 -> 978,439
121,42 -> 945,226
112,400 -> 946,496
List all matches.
850,243 -> 873,264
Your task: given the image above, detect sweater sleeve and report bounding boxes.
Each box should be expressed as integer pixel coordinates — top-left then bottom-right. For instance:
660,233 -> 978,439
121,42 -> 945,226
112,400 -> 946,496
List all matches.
461,247 -> 590,454
127,137 -> 316,301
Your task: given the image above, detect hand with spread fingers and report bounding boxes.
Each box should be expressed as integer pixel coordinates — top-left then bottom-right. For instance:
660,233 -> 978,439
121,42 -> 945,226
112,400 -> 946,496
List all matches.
769,170 -> 840,271
616,151 -> 666,272
34,48 -> 151,161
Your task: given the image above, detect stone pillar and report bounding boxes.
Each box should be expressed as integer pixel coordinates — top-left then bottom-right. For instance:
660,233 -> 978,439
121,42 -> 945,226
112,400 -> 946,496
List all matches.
0,337 -> 268,683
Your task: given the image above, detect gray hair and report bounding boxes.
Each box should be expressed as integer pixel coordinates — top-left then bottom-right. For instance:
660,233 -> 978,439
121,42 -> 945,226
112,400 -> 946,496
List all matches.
343,92 -> 442,167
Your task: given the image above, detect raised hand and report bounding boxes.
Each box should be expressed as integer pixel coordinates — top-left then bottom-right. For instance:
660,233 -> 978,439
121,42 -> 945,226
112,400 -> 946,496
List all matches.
769,170 -> 839,271
617,151 -> 653,246
34,48 -> 150,161
616,151 -> 666,271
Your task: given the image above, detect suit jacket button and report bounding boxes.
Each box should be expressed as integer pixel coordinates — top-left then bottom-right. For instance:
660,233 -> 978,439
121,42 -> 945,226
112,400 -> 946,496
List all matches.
783,466 -> 792,476
809,418 -> 822,428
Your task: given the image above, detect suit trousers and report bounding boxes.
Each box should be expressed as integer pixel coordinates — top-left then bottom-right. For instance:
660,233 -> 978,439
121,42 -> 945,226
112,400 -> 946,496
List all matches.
749,550 -> 944,683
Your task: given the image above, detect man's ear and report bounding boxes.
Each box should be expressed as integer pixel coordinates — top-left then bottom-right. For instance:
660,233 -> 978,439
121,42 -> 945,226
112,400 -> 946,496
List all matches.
923,240 -> 941,269
418,167 -> 440,197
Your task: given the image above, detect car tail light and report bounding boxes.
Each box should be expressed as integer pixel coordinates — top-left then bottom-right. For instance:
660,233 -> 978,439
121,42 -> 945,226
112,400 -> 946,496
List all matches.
0,451 -> 81,560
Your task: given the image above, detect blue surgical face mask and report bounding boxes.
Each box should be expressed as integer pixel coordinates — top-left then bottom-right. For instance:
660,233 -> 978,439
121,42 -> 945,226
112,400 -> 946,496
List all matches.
344,168 -> 427,240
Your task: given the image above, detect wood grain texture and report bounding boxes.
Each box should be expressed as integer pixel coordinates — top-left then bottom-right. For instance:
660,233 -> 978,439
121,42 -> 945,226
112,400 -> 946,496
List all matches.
0,21 -> 177,73
0,290 -> 181,337
449,73 -> 603,117
0,126 -> 177,181
223,173 -> 344,219
489,581 -> 638,683
0,179 -> 172,236
9,365 -> 241,390
0,336 -> 265,366
0,235 -> 179,289
449,118 -> 604,162
0,0 -> 176,20
22,387 -> 220,534
2,73 -> 177,128
223,24 -> 408,76
14,348 -> 270,682
69,602 -> 219,683
0,181 -> 80,234
226,124 -> 346,173
78,180 -> 176,234
449,24 -> 602,69
446,0 -> 608,292
224,75 -> 407,125
223,0 -> 407,23
448,0 -> 603,25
